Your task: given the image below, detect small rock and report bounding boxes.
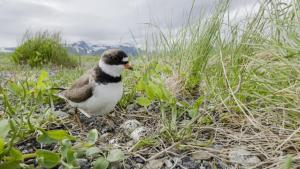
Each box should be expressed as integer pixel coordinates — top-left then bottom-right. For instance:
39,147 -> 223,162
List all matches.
137,107 -> 146,112
109,138 -> 118,145
171,157 -> 181,165
126,104 -> 135,111
199,165 -> 206,169
164,159 -> 173,168
181,156 -> 199,169
246,156 -> 261,164
135,157 -> 145,164
130,126 -> 148,141
121,120 -> 141,135
99,132 -> 112,142
229,147 -> 261,166
213,144 -> 223,150
76,158 -> 88,168
191,151 -> 212,161
143,159 -> 164,169
110,162 -> 121,169
52,110 -> 69,118
22,149 -> 30,154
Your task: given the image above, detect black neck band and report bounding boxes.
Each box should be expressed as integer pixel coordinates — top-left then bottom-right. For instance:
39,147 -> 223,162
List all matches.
94,65 -> 121,84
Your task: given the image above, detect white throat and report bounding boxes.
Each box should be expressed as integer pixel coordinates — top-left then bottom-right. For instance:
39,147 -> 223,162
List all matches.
99,60 -> 123,77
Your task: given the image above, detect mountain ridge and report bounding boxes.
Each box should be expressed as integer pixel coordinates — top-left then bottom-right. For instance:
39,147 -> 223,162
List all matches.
0,41 -> 139,56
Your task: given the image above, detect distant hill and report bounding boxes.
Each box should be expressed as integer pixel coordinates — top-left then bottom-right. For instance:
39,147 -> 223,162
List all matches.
0,47 -> 15,53
0,41 -> 139,56
67,41 -> 139,56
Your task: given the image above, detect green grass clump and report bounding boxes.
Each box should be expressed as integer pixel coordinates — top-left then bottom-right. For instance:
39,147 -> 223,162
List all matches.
12,30 -> 76,67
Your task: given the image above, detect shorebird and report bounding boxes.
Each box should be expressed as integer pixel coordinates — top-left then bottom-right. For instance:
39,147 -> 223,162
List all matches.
57,49 -> 133,126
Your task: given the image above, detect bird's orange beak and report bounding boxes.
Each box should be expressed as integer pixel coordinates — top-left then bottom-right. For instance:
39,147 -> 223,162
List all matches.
124,63 -> 133,70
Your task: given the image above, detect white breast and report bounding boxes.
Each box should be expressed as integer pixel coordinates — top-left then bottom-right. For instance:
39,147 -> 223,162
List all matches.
70,82 -> 123,116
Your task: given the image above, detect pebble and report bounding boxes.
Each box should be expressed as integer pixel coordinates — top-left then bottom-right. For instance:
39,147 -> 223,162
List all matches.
137,107 -> 146,112
76,158 -> 89,168
164,159 -> 173,168
109,138 -> 118,145
130,126 -> 148,141
191,151 -> 212,161
121,119 -> 141,135
181,156 -> 199,169
52,110 -> 69,118
229,147 -> 261,166
126,104 -> 135,111
143,159 -> 164,169
134,157 -> 145,164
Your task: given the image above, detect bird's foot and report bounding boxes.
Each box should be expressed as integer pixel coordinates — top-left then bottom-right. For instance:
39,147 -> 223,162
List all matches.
74,108 -> 84,131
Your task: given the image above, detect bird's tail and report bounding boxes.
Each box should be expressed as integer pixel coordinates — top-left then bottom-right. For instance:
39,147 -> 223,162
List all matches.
50,87 -> 67,99
50,87 -> 66,91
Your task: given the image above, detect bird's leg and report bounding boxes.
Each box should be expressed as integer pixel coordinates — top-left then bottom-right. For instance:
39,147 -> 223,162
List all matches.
103,112 -> 116,130
74,107 -> 84,130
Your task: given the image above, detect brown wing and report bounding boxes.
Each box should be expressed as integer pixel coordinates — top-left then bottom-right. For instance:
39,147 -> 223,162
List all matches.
61,68 -> 95,103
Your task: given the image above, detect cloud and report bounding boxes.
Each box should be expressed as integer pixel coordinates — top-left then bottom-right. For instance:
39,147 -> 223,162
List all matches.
0,0 -> 257,46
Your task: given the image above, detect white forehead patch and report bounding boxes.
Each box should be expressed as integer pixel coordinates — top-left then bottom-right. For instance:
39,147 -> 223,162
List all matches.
122,57 -> 129,62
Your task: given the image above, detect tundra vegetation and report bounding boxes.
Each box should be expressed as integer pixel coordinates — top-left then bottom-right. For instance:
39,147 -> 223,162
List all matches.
0,0 -> 300,168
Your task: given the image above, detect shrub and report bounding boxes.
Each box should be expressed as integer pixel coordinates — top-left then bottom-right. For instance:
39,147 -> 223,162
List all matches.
12,30 -> 76,67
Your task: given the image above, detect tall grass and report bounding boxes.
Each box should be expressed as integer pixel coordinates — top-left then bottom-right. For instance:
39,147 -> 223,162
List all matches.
12,30 -> 76,67
138,0 -> 300,131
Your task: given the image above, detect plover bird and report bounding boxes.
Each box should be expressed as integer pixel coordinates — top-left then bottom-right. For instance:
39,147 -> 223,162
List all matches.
58,49 -> 132,122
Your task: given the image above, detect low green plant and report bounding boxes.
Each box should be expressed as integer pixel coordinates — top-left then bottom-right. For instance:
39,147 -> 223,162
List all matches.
12,30 -> 76,67
0,70 -> 128,168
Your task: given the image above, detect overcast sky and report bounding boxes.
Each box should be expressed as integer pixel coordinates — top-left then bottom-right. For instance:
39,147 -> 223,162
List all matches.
0,0 -> 258,47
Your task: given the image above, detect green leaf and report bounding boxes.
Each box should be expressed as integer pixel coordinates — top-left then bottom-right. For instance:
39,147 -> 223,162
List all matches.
136,97 -> 152,107
92,157 -> 109,169
0,161 -> 21,169
87,129 -> 98,144
192,96 -> 204,110
144,83 -> 156,99
65,149 -> 77,166
200,115 -> 213,125
47,130 -> 75,141
282,155 -> 293,169
37,130 -> 75,144
106,149 -> 125,162
86,147 -> 101,157
0,119 -> 10,138
0,138 -> 4,155
36,149 -> 60,169
188,109 -> 198,118
61,140 -> 77,166
37,133 -> 56,144
9,147 -> 23,161
36,70 -> 49,90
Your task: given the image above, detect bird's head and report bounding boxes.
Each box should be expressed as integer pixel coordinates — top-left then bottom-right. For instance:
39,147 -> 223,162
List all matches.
99,49 -> 133,77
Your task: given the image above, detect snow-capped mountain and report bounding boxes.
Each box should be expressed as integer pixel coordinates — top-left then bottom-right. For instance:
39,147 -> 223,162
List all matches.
67,41 -> 139,56
0,47 -> 15,53
0,41 -> 139,56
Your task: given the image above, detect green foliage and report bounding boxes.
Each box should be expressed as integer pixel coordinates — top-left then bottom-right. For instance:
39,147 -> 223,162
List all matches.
87,129 -> 99,145
136,96 -> 152,107
282,155 -> 293,169
131,138 -> 157,150
37,129 -> 76,144
0,119 -> 10,138
93,157 -> 109,169
0,0 -> 300,168
0,69 -> 121,168
11,30 -> 76,67
36,150 -> 61,168
106,149 -> 125,162
0,161 -> 21,169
